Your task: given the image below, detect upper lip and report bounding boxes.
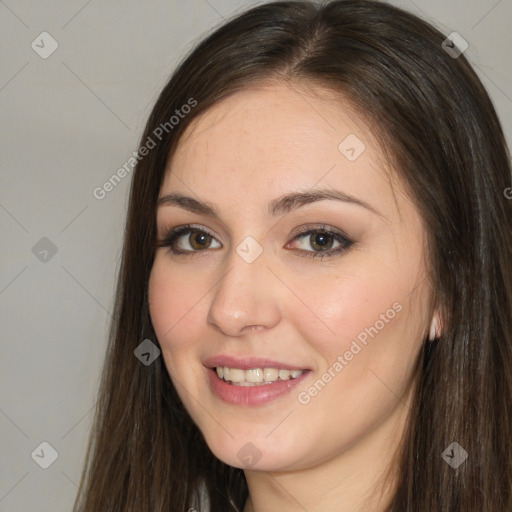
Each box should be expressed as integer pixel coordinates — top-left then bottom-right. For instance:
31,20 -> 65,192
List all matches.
203,355 -> 311,371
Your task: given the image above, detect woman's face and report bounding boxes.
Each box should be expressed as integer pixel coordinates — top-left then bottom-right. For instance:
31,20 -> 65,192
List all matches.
148,82 -> 433,472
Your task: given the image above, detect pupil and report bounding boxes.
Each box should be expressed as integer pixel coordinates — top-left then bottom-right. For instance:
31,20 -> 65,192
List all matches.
191,232 -> 210,249
312,233 -> 332,251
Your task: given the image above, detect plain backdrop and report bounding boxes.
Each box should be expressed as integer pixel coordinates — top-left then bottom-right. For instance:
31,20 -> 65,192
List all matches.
0,1 -> 511,511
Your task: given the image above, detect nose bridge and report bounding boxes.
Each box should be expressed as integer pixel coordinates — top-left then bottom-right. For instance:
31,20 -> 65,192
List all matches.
206,239 -> 281,336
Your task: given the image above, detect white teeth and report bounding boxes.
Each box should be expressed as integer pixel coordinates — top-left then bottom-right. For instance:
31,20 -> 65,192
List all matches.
246,368 -> 263,383
228,368 -> 245,383
279,369 -> 290,380
263,368 -> 279,382
215,366 -> 305,385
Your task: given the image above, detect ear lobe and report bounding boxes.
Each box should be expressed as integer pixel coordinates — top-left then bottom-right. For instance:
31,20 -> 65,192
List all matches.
428,311 -> 443,341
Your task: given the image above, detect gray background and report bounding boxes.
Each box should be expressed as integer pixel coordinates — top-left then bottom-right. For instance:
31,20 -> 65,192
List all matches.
0,1 -> 511,511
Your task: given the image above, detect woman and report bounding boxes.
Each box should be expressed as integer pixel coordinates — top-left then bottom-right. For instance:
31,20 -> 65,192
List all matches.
73,1 -> 512,510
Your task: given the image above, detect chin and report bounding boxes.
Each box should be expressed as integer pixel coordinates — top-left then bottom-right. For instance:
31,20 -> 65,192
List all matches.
202,428 -> 307,472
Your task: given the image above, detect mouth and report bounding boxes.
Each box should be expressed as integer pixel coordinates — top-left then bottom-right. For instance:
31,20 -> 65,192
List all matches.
204,356 -> 312,405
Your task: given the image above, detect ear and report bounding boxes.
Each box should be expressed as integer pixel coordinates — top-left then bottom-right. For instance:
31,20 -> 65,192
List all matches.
428,310 -> 443,341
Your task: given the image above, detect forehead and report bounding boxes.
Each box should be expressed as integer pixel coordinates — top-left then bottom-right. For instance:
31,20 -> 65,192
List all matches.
170,82 -> 369,165
161,82 -> 400,218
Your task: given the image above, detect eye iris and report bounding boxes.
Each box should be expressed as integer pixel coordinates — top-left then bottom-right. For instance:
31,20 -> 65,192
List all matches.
310,232 -> 333,251
190,231 -> 211,250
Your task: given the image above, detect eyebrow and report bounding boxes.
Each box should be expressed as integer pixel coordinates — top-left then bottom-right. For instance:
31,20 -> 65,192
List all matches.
157,188 -> 382,218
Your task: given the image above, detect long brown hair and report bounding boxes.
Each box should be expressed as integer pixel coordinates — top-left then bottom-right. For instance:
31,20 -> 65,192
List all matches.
73,1 -> 512,510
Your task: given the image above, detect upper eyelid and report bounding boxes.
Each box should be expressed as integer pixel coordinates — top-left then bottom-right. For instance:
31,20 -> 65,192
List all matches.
159,224 -> 352,247
160,223 -> 349,239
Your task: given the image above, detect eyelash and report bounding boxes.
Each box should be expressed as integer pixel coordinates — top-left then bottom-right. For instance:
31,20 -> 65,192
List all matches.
156,223 -> 354,261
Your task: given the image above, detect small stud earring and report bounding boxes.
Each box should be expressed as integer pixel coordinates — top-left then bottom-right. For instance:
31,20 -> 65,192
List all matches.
429,315 -> 440,341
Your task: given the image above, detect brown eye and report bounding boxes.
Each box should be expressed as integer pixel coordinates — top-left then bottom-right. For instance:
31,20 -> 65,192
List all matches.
288,226 -> 354,260
189,231 -> 213,250
309,232 -> 335,251
157,225 -> 221,254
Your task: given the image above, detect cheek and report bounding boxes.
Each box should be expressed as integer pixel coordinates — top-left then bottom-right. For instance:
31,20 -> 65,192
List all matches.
288,270 -> 421,435
148,257 -> 206,357
287,265 -> 408,358
286,260 -> 424,414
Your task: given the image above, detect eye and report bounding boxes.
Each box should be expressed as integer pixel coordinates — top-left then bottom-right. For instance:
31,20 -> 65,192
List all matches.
156,223 -> 354,260
156,224 -> 221,255
286,225 -> 354,260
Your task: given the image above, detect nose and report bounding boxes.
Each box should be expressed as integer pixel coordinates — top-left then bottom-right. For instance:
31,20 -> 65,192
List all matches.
206,247 -> 282,337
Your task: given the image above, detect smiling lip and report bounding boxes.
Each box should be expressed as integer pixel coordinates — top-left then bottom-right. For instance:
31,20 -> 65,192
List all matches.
203,355 -> 312,406
206,368 -> 311,406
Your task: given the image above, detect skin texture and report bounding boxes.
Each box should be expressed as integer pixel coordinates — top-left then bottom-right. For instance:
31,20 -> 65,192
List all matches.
148,81 -> 439,512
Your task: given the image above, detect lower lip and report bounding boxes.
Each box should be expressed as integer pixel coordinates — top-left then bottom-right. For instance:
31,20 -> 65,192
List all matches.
207,368 -> 311,406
